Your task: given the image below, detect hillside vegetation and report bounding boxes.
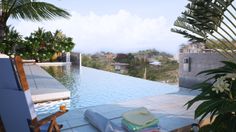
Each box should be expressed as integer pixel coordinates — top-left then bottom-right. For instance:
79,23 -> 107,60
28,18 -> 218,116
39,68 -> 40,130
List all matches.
82,49 -> 178,84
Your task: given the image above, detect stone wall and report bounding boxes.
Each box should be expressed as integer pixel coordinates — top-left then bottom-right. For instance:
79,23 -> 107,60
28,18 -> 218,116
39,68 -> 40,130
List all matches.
179,53 -> 228,88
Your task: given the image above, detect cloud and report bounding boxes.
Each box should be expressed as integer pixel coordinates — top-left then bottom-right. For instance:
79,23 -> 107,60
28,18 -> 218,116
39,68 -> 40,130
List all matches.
9,10 -> 184,54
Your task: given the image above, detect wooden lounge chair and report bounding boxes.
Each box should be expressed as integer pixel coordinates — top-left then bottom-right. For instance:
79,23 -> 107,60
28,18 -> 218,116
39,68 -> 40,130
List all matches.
0,55 -> 68,132
15,56 -> 69,132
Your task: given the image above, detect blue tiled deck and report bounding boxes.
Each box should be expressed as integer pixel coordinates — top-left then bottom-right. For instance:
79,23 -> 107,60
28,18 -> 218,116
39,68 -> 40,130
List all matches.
39,88 -> 200,132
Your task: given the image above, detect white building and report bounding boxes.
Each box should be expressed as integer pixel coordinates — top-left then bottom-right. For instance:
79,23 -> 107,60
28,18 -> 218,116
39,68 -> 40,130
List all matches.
149,61 -> 161,66
112,63 -> 129,74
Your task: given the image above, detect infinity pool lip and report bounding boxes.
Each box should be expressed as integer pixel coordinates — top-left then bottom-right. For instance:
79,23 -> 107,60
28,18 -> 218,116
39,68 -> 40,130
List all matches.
24,64 -> 70,103
36,66 -> 179,115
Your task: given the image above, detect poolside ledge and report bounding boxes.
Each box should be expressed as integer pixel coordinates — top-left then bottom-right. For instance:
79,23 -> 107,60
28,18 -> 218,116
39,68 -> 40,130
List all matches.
24,63 -> 70,103
36,62 -> 71,66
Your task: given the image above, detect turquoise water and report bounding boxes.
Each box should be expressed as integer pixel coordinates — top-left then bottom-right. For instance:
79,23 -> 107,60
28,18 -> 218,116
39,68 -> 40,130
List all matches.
36,65 -> 179,114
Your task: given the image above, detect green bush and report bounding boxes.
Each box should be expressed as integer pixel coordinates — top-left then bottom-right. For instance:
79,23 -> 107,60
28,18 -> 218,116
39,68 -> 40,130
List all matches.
17,28 -> 75,62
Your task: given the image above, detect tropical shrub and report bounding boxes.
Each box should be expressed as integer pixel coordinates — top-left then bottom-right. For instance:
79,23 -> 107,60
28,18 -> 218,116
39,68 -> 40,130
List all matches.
0,26 -> 23,54
53,30 -> 75,52
186,61 -> 236,131
16,28 -> 75,62
21,28 -> 54,61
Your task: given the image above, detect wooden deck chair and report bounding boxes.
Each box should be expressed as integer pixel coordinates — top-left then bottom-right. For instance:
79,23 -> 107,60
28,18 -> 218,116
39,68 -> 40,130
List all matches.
0,55 -> 68,132
14,56 -> 68,132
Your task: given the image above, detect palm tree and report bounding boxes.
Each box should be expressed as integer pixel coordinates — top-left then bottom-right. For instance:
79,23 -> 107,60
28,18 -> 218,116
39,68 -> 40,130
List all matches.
0,0 -> 70,40
172,0 -> 236,131
171,0 -> 236,60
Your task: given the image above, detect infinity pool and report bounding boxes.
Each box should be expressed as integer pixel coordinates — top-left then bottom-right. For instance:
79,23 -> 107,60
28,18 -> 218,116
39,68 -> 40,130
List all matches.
35,65 -> 179,114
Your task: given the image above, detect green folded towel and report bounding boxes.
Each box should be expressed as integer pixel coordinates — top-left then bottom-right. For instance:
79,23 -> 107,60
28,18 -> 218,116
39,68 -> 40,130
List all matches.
122,118 -> 158,132
122,107 -> 157,126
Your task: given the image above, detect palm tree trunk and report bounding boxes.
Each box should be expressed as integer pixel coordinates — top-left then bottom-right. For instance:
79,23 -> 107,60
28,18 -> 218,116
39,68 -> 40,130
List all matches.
0,21 -> 5,42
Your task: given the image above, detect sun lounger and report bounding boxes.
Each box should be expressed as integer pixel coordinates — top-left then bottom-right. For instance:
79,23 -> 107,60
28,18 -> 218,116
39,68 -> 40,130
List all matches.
85,107 -> 199,132
0,55 -> 68,132
84,110 -> 125,132
84,108 -> 160,132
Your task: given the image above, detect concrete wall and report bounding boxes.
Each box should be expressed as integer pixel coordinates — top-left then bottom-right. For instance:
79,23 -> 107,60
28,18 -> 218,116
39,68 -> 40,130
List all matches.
70,52 -> 81,65
179,53 -> 228,88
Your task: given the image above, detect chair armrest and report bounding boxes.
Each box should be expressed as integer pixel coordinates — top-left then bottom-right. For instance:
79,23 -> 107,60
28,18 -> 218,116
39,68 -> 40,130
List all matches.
36,110 -> 68,127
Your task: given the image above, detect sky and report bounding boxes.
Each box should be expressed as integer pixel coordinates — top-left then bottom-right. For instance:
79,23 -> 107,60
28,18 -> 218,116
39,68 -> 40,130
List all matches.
9,0 -> 189,55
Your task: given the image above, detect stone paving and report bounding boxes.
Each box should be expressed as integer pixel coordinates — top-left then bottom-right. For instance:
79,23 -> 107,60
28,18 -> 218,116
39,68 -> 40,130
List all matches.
23,63 -> 70,103
39,88 -> 200,132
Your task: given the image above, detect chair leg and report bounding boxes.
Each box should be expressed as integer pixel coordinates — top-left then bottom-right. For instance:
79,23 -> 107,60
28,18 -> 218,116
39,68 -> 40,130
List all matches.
58,124 -> 63,129
47,119 -> 62,132
30,118 -> 40,132
0,117 -> 5,132
53,121 -> 61,132
48,119 -> 55,132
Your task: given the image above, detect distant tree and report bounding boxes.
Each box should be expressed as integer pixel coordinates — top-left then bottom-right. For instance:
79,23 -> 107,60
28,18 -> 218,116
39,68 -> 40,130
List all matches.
83,50 -> 178,84
128,57 -> 148,78
82,55 -> 92,66
82,54 -> 107,70
127,53 -> 135,63
135,49 -> 157,58
114,53 -> 129,63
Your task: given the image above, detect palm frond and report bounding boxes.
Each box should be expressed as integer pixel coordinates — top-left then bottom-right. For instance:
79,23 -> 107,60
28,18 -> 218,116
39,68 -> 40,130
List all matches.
171,28 -> 205,43
10,1 -> 70,21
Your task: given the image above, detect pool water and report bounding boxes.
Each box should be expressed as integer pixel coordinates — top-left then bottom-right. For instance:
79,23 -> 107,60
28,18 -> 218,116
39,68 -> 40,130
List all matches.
36,65 -> 179,114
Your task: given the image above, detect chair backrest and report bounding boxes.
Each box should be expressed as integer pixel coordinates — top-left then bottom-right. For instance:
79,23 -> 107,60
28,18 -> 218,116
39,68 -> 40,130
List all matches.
0,54 -> 20,91
0,55 -> 37,132
14,56 -> 37,120
14,56 -> 30,91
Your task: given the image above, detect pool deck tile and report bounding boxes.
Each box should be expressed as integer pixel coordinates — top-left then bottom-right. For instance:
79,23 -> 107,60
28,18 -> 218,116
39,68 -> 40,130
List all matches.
60,129 -> 73,132
38,88 -> 202,132
72,125 -> 98,132
24,64 -> 70,103
58,121 -> 71,130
